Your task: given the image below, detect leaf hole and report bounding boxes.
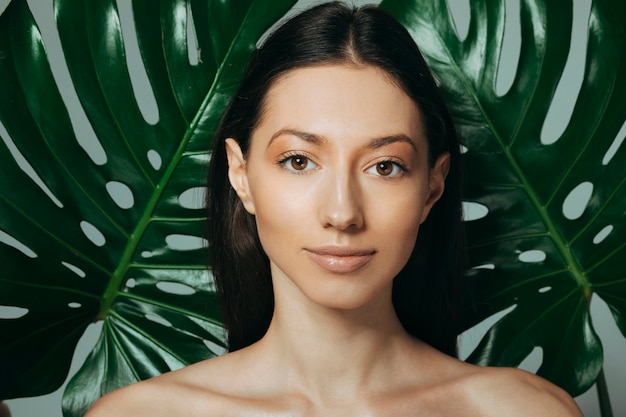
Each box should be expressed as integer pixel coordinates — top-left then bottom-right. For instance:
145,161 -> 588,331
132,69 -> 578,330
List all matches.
446,0 -> 470,41
126,278 -> 137,288
518,346 -> 543,374
458,304 -> 517,361
186,0 -> 201,65
0,229 -> 37,258
165,234 -> 207,251
115,0 -> 160,125
593,225 -> 613,245
518,249 -> 546,263
462,201 -> 489,221
602,118 -> 626,165
495,0 -> 521,96
24,0 -> 108,165
147,149 -> 162,170
179,187 -> 206,210
562,181 -> 593,220
540,0 -> 592,144
61,261 -> 86,277
141,251 -> 154,258
68,302 -> 82,309
106,181 -> 135,209
0,305 -> 29,319
156,281 -> 196,296
80,221 -> 106,247
538,286 -> 552,294
0,120 -> 64,208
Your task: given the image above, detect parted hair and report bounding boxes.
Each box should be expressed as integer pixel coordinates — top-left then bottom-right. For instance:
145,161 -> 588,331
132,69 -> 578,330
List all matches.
207,2 -> 465,357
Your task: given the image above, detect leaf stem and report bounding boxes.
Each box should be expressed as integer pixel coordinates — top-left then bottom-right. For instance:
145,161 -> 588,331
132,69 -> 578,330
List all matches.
469,67 -> 592,300
415,10 -> 593,300
597,367 -> 613,417
96,0 -> 249,318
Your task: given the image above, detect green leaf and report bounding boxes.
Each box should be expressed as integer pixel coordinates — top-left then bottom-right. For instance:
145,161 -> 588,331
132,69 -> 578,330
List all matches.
3,0 -> 625,411
381,0 -> 626,396
0,0 -> 296,413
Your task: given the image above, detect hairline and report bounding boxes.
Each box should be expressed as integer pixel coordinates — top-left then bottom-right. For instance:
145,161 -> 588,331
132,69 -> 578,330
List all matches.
247,61 -> 429,159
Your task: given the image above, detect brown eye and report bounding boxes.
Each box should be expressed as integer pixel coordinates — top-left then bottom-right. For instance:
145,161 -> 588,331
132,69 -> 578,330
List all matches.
280,154 -> 317,172
291,156 -> 308,170
376,162 -> 393,176
366,160 -> 404,177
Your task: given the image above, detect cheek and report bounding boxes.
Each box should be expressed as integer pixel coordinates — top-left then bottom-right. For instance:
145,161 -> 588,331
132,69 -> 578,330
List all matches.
367,188 -> 424,254
369,185 -> 424,226
247,176 -> 314,247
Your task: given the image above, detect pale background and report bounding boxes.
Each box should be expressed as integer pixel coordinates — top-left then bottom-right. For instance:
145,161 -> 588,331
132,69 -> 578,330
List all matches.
1,0 -> 624,416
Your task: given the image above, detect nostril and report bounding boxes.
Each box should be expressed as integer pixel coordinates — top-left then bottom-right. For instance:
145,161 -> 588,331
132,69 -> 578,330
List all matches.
321,205 -> 364,230
318,175 -> 364,230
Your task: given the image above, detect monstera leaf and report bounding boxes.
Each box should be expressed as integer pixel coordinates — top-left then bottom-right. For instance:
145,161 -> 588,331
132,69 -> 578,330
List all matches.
2,0 -> 625,414
0,0 -> 295,415
382,0 -> 626,396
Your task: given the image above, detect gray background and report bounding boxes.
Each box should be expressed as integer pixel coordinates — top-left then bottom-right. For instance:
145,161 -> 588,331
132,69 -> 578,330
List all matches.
1,0 -> 624,416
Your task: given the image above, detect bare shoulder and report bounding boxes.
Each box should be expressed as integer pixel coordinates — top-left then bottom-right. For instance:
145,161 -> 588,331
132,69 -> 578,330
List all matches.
85,377 -> 169,417
395,345 -> 582,417
456,365 -> 583,417
85,353 -> 247,417
84,373 -> 217,417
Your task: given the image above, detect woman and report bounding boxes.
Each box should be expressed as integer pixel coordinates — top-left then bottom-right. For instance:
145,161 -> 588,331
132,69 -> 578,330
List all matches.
87,3 -> 582,416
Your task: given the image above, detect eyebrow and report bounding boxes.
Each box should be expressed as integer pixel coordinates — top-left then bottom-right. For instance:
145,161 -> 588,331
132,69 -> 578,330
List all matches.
369,134 -> 417,152
268,128 -> 418,152
268,129 -> 326,147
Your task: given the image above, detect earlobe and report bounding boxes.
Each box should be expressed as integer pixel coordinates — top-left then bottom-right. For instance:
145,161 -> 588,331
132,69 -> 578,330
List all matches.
225,138 -> 256,215
420,152 -> 451,223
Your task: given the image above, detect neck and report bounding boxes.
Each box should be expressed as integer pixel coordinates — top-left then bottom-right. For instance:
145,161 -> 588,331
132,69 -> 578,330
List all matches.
254,274 -> 418,405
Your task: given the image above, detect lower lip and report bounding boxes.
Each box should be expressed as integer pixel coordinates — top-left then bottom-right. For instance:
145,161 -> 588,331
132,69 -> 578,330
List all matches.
305,251 -> 374,274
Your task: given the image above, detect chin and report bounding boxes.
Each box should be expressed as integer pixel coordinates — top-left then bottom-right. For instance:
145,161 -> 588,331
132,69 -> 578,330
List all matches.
302,280 -> 393,312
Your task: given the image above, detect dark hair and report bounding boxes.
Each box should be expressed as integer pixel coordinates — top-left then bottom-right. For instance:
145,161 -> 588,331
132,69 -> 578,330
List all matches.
207,2 -> 465,356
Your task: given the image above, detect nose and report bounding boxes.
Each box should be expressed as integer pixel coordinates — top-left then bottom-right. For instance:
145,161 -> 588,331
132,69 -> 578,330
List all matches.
318,171 -> 364,230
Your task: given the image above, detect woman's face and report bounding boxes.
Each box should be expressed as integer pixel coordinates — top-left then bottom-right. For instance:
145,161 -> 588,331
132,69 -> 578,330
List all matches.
226,65 -> 449,311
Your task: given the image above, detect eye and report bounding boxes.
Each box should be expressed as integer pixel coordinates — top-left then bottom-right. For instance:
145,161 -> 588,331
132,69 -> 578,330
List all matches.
279,154 -> 318,173
366,160 -> 406,177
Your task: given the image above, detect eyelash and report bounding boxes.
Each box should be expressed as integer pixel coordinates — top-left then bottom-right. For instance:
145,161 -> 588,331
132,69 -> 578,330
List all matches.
276,153 -> 409,177
366,159 -> 409,178
276,152 -> 318,173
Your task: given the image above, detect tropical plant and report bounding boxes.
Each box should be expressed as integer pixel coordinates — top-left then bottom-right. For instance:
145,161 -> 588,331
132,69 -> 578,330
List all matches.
381,1 -> 624,414
0,0 -> 623,416
0,0 -> 295,415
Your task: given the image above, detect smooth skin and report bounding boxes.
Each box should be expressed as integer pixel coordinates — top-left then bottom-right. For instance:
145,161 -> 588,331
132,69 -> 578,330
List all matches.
86,65 -> 583,417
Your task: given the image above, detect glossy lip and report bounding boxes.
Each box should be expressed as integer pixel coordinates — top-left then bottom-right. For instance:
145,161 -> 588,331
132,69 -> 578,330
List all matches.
304,246 -> 376,274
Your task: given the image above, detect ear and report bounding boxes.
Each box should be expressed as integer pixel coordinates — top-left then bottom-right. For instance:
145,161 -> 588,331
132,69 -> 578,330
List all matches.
225,138 -> 256,215
420,152 -> 451,223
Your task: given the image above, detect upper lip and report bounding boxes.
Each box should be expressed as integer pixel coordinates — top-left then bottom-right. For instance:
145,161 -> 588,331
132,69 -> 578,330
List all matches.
305,246 -> 376,257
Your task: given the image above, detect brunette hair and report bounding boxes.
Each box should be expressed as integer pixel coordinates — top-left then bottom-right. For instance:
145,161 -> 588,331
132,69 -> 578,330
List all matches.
207,2 -> 465,356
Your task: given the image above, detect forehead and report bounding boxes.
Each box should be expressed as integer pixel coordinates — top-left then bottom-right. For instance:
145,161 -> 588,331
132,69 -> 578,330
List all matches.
255,65 -> 425,146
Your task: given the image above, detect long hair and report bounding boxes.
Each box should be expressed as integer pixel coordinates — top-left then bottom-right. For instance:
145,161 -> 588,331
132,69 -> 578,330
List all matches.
207,2 -> 465,356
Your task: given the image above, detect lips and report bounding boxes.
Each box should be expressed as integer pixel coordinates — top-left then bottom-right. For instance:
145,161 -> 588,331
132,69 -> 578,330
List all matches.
304,246 -> 375,274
